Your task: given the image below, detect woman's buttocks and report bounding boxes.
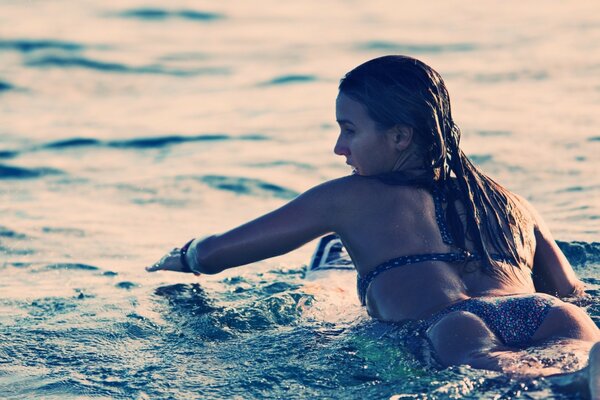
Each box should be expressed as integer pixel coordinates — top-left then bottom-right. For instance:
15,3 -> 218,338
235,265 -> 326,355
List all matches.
365,261 -> 470,322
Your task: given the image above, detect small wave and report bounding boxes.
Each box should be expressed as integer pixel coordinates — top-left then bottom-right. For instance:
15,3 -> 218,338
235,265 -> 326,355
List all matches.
108,134 -> 231,149
0,134 -> 268,160
116,8 -> 224,22
26,56 -> 228,77
10,262 -> 32,268
262,74 -> 317,86
246,160 -> 315,170
28,297 -> 78,317
0,39 -> 84,53
0,226 -> 26,239
0,164 -> 62,179
131,197 -> 186,207
556,184 -> 600,194
221,292 -> 302,330
357,41 -> 478,53
0,245 -> 33,256
239,134 -> 269,141
261,282 -> 300,295
0,80 -> 14,92
42,226 -> 85,237
0,150 -> 18,159
589,136 -> 600,142
469,154 -> 493,164
107,133 -> 267,148
557,241 -> 600,266
35,377 -> 117,398
154,283 -> 220,314
38,134 -> 267,151
474,70 -> 548,83
44,263 -> 100,271
476,130 -> 511,137
44,138 -> 101,149
115,281 -> 139,290
199,175 -> 299,199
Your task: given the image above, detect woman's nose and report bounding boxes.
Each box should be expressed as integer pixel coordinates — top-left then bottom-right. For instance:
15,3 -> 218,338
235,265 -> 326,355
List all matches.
333,135 -> 349,156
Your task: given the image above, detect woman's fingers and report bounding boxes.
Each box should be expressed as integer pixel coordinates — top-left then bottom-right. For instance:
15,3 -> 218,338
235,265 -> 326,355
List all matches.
146,248 -> 202,276
146,249 -> 183,272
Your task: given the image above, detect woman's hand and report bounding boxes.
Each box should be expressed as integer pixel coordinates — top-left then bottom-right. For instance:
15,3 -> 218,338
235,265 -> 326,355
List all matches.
146,247 -> 200,276
569,284 -> 589,299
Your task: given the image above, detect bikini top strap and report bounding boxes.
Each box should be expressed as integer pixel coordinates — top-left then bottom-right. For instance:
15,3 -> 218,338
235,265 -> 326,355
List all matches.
431,184 -> 454,246
356,250 -> 478,305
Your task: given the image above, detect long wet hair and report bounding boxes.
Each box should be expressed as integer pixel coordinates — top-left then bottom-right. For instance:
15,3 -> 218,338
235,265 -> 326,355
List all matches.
339,55 -> 528,281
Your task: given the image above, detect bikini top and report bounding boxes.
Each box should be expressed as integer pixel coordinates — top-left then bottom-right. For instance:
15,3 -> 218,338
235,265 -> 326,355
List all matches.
356,183 -> 512,306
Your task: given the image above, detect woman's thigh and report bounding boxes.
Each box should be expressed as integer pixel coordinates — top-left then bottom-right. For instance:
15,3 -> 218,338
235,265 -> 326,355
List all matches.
531,302 -> 599,343
426,310 -> 504,368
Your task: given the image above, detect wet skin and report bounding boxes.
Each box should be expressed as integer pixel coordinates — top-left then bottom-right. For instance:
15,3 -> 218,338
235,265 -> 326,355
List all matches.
148,92 -> 598,380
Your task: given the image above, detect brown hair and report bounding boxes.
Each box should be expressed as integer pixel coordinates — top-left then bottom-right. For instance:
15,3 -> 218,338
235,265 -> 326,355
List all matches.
339,55 -> 528,280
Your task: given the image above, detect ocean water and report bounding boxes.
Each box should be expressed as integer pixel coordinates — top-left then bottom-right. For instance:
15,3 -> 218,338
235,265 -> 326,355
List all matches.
1,1 -> 599,398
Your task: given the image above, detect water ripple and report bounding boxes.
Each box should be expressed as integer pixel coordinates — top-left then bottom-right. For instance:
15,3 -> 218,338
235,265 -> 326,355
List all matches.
262,74 -> 317,86
44,263 -> 100,271
476,130 -> 511,137
0,39 -> 84,53
0,226 -> 26,239
469,154 -> 493,164
108,134 -> 248,149
198,175 -> 299,199
357,41 -> 478,53
474,70 -> 548,83
2,134 -> 269,158
44,138 -> 101,149
0,164 -> 62,179
26,56 -> 229,77
115,8 -> 225,22
0,80 -> 14,92
557,241 -> 600,267
0,150 -> 19,159
246,160 -> 315,170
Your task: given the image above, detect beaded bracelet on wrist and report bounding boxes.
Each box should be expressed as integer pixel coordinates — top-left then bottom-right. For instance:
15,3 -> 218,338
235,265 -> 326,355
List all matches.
179,239 -> 196,273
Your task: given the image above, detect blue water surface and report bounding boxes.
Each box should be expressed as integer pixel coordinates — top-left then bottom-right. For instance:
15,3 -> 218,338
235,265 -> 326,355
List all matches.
1,1 -> 599,398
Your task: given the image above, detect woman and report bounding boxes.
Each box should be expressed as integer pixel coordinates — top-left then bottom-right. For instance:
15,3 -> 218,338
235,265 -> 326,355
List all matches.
147,55 -> 600,395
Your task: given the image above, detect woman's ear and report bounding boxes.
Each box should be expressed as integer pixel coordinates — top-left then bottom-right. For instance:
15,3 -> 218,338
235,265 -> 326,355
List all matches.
387,125 -> 413,151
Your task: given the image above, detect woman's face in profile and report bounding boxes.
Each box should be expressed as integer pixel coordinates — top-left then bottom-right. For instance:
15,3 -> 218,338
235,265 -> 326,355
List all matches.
334,92 -> 397,176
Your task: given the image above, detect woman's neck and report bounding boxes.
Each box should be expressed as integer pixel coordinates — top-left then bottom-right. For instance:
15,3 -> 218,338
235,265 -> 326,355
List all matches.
391,145 -> 427,178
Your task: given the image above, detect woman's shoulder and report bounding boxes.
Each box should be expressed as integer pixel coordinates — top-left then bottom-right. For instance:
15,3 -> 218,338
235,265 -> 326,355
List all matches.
307,174 -> 369,197
302,175 -> 374,211
302,176 -> 426,228
310,174 -> 420,202
505,192 -> 540,228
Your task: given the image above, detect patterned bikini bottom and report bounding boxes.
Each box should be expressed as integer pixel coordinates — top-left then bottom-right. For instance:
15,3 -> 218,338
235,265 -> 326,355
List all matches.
421,294 -> 558,347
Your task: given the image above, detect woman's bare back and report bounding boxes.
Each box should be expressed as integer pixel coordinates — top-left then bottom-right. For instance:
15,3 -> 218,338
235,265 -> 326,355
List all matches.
333,176 -> 537,321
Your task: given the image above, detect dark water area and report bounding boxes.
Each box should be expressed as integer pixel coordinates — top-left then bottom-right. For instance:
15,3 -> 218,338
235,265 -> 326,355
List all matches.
114,8 -> 225,22
1,233 -> 599,398
0,164 -> 62,179
356,41 -> 480,54
0,39 -> 85,53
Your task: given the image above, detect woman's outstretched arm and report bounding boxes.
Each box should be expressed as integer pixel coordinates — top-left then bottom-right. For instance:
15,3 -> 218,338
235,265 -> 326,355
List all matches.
146,178 -> 349,275
526,200 -> 586,297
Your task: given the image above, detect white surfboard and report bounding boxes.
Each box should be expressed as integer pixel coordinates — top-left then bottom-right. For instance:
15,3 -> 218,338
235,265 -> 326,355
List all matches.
302,234 -> 361,318
307,233 -> 354,273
